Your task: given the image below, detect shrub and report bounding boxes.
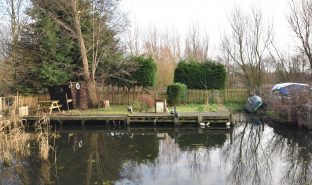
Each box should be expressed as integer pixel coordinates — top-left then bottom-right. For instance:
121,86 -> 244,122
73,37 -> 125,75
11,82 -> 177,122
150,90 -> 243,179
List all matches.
133,94 -> 155,112
197,105 -> 206,112
133,56 -> 157,88
167,83 -> 187,105
106,55 -> 157,89
196,104 -> 218,112
174,60 -> 226,89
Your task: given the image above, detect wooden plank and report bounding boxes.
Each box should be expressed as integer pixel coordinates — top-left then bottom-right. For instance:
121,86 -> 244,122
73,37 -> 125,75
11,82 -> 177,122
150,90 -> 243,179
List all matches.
58,127 -> 232,134
25,111 -> 230,126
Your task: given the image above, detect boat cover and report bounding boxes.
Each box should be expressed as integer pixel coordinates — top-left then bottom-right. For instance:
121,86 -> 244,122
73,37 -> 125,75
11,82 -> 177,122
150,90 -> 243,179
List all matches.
271,83 -> 309,96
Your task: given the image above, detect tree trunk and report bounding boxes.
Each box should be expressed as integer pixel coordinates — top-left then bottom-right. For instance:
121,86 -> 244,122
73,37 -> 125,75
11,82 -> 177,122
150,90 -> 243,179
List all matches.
70,0 -> 98,107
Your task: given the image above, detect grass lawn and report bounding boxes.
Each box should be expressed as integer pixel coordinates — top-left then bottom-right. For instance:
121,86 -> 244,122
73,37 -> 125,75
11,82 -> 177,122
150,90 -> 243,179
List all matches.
64,102 -> 244,115
224,101 -> 245,112
67,105 -> 129,115
175,103 -> 221,112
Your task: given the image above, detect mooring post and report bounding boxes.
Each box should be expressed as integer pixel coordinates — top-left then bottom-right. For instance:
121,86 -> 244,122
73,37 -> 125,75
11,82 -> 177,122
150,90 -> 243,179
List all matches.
126,124 -> 131,132
230,131 -> 233,144
174,117 -> 179,126
288,108 -> 292,122
198,116 -> 203,125
126,117 -> 130,126
81,120 -> 85,128
105,120 -> 109,126
230,113 -> 233,124
153,118 -> 157,127
56,118 -> 63,127
198,127 -> 203,134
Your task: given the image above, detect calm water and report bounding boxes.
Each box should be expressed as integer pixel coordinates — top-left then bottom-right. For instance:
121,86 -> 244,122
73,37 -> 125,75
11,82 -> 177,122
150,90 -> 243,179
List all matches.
1,116 -> 312,185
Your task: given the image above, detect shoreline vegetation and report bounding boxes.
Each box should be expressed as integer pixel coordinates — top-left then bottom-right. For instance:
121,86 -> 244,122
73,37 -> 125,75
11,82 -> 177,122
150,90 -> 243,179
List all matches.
0,107 -> 53,167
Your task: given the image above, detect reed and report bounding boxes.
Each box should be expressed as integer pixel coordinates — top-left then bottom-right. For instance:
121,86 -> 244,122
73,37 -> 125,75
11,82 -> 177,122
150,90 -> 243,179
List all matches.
0,105 -> 53,166
0,107 -> 29,166
34,114 -> 51,161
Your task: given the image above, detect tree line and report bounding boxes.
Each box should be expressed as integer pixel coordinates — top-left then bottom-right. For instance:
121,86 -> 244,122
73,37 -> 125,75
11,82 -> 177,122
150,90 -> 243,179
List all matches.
124,0 -> 312,95
1,0 -> 312,106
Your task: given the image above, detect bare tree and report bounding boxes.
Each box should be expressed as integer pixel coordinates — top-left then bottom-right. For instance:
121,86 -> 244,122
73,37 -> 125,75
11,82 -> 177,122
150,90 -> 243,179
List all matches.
123,25 -> 140,56
3,0 -> 25,46
268,41 -> 311,83
143,28 -> 181,89
184,24 -> 209,62
0,0 -> 27,51
0,0 -> 29,94
288,0 -> 312,68
221,8 -> 272,94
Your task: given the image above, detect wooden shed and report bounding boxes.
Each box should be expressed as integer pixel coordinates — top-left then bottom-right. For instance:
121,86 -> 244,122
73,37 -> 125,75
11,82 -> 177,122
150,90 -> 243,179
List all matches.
48,82 -> 88,110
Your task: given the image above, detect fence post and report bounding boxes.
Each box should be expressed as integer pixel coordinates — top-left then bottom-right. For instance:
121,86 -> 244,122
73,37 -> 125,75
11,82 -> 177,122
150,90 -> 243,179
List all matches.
0,97 -> 2,112
225,89 -> 227,102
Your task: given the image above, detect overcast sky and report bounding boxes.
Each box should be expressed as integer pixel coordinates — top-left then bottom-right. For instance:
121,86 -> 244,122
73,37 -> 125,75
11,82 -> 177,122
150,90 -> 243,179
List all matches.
121,0 -> 294,57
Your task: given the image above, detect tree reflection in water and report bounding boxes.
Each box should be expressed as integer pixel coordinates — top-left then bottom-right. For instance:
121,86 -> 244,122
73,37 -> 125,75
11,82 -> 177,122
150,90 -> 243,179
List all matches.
223,117 -> 312,185
116,129 -> 228,185
1,121 -> 312,185
266,126 -> 312,185
222,122 -> 273,185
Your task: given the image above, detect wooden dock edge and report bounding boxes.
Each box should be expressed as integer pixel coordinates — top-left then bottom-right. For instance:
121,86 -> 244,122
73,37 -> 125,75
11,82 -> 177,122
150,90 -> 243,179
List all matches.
25,112 -> 231,126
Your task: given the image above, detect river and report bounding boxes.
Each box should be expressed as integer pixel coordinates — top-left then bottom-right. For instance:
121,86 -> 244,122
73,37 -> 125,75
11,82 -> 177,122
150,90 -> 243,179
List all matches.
1,115 -> 312,185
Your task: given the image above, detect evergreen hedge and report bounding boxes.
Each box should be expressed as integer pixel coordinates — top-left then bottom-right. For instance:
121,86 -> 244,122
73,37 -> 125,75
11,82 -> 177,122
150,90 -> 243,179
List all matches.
167,83 -> 187,105
133,56 -> 157,88
174,60 -> 226,89
107,56 -> 157,88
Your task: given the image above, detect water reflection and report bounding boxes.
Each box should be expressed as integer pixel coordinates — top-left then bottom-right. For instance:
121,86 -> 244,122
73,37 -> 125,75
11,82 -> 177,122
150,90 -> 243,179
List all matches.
266,125 -> 312,185
53,130 -> 159,185
49,127 -> 231,185
222,121 -> 272,185
0,120 -> 312,185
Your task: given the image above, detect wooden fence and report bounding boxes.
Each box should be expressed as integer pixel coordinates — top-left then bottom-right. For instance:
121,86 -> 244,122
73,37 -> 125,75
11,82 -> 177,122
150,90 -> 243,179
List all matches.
0,94 -> 50,113
0,88 -> 249,112
97,86 -> 249,105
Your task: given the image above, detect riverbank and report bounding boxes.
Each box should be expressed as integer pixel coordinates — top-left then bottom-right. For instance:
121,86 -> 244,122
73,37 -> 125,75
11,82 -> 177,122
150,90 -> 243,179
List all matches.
61,102 -> 244,115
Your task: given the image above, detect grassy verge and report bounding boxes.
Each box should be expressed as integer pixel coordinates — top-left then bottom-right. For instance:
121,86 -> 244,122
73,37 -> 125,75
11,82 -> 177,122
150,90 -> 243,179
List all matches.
175,103 -> 220,112
66,103 -> 232,115
223,101 -> 245,113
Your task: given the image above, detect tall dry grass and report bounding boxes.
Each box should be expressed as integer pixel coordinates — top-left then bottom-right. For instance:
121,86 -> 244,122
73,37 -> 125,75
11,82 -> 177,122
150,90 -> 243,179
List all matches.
0,105 -> 53,167
0,108 -> 30,166
34,114 -> 51,161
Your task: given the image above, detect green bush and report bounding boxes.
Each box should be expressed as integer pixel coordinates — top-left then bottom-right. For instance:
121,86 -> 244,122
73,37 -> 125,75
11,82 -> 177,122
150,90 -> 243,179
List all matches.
167,83 -> 187,105
197,105 -> 206,112
106,55 -> 157,88
133,56 -> 157,88
174,60 -> 226,89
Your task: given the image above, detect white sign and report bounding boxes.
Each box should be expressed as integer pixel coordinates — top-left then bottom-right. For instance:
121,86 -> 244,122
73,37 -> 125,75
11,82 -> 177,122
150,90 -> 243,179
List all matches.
156,102 -> 164,113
